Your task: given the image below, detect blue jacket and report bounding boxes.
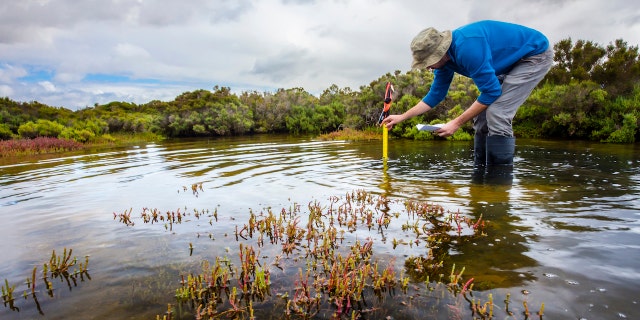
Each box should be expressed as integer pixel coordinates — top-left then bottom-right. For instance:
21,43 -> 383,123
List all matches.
422,20 -> 549,107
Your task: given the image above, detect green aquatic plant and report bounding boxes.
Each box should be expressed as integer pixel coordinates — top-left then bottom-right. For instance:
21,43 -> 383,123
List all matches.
159,190 -> 489,318
112,187 -> 542,319
1,278 -> 17,311
2,248 -> 91,315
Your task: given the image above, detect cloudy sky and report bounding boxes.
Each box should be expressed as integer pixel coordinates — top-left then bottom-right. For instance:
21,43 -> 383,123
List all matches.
1,0 -> 639,110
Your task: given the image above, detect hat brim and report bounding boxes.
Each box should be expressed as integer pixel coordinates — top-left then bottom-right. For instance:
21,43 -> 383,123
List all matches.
411,30 -> 452,70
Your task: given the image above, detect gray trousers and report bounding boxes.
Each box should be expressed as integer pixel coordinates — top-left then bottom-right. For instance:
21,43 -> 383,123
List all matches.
473,48 -> 554,137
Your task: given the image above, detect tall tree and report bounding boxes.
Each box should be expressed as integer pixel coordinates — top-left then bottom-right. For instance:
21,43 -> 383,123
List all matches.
592,39 -> 640,96
547,38 -> 606,84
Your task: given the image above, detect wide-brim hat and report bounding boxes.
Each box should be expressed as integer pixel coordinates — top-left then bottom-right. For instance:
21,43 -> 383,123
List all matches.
410,27 -> 452,69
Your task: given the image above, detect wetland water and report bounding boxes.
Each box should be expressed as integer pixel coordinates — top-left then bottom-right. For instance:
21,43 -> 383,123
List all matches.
0,135 -> 639,319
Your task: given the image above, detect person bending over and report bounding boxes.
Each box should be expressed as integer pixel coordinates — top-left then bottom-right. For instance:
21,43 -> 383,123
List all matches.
381,20 -> 553,170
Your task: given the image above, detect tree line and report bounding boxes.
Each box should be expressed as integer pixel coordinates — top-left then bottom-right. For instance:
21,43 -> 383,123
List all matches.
1,37 -> 639,143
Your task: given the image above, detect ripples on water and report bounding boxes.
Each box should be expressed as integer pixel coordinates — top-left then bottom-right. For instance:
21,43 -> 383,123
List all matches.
0,136 -> 639,319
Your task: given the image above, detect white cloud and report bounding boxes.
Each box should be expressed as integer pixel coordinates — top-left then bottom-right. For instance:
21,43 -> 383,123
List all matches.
0,0 -> 639,110
54,72 -> 84,83
0,84 -> 13,96
38,81 -> 56,92
114,43 -> 151,59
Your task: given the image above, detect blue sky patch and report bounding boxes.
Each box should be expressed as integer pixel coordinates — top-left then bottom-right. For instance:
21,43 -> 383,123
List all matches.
83,73 -> 131,83
83,73 -> 174,85
17,66 -> 54,82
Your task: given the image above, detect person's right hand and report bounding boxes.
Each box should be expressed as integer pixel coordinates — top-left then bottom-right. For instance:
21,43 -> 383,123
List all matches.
381,114 -> 405,130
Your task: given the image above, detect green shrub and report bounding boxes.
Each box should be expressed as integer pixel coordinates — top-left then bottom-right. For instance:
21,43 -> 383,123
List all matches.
35,119 -> 65,137
605,113 -> 637,143
60,128 -> 96,143
17,121 -> 38,139
449,130 -> 472,141
0,123 -> 14,140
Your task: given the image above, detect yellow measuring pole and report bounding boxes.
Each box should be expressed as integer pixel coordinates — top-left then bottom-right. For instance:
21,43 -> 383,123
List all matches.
379,81 -> 393,160
382,125 -> 388,159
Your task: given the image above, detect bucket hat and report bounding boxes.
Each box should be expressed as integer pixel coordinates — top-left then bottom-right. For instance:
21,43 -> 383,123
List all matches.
410,27 -> 452,69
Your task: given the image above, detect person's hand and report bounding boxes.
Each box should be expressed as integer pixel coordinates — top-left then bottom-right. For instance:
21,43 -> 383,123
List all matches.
380,114 -> 405,130
434,121 -> 460,137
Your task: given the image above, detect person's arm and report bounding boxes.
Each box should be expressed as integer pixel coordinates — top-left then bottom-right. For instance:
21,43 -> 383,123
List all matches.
435,100 -> 487,137
381,100 -> 432,129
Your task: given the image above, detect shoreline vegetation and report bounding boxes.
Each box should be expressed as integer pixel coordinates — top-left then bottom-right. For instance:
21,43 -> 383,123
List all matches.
0,133 -> 164,157
0,129 -> 379,158
1,37 -> 640,157
0,126 -> 437,158
0,129 -> 381,158
316,128 -> 382,141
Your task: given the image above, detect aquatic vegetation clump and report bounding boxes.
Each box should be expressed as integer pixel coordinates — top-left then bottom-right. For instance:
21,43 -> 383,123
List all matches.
1,248 -> 91,314
151,190 -> 494,319
113,188 -> 544,319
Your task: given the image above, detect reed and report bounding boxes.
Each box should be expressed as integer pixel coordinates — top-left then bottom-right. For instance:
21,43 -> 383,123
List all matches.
168,190 -> 477,318
1,279 -> 17,310
110,186 -> 541,319
2,249 -> 91,314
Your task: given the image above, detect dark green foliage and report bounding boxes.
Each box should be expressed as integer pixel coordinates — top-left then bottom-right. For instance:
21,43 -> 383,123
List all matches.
547,39 -> 606,84
517,73 -> 640,143
547,38 -> 640,96
149,87 -> 255,137
285,102 -> 345,135
592,39 -> 640,96
513,37 -> 640,143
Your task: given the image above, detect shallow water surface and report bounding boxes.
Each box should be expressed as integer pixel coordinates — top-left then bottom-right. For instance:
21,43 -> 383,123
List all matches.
1,135 -> 639,319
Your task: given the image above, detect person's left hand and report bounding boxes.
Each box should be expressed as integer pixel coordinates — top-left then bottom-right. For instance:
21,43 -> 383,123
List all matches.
434,121 -> 460,137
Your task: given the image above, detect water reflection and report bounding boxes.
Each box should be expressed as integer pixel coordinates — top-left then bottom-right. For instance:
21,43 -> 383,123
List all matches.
368,138 -> 640,318
376,142 -> 536,289
461,181 -> 538,289
0,136 -> 638,319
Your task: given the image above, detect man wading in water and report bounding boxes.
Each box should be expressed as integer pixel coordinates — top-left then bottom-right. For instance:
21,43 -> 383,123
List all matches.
381,20 -> 553,182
